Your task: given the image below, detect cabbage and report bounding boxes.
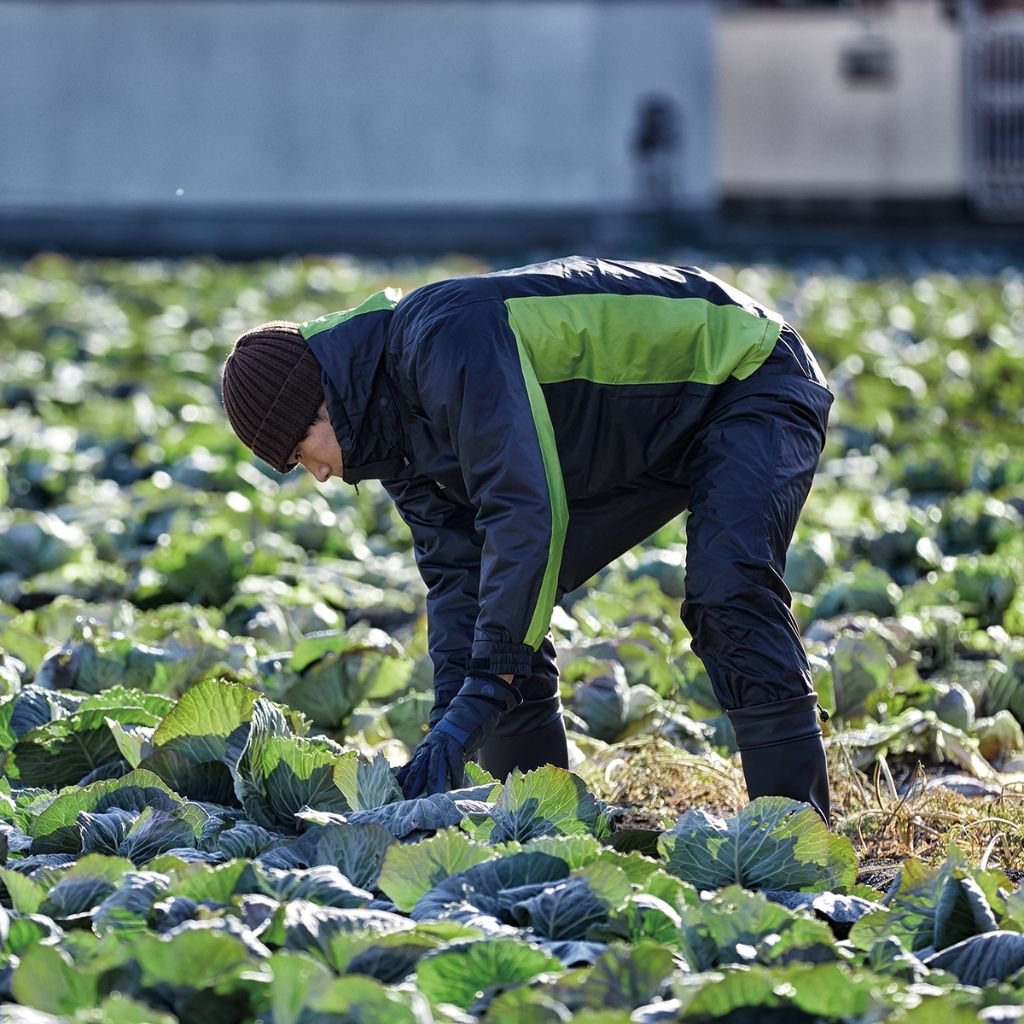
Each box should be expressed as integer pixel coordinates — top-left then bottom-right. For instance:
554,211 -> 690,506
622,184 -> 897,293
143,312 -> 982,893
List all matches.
0,513 -> 90,578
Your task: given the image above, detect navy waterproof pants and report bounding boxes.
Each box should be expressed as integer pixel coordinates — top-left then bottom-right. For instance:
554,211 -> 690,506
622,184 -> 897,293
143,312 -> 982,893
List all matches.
680,326 -> 833,712
478,325 -> 833,777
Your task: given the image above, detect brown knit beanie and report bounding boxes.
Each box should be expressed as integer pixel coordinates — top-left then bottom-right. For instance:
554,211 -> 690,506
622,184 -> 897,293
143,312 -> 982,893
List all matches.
221,321 -> 325,473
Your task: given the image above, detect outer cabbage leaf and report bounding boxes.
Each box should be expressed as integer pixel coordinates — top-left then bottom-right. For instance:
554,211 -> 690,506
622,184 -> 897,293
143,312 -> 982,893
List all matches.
536,939 -> 608,967
0,514 -> 88,578
367,691 -> 434,750
0,868 -> 46,915
34,639 -> 177,696
93,870 -> 170,936
259,821 -> 394,891
266,950 -> 336,1024
286,972 -> 432,1024
544,943 -> 676,1013
922,930 -> 1024,986
466,767 -> 603,843
849,850 -> 1008,954
332,751 -> 403,810
0,688 -> 63,743
513,834 -> 604,870
77,807 -> 137,856
142,676 -> 261,802
827,626 -> 899,720
378,828 -> 496,912
510,876 -> 612,941
11,704 -> 163,788
762,889 -> 887,938
836,708 -> 997,779
123,922 -> 272,1022
254,865 -> 372,910
117,806 -> 203,866
658,797 -> 857,893
415,937 -> 559,1012
37,854 -> 137,924
676,885 -> 839,972
590,891 -> 683,947
10,943 -> 101,1018
234,702 -> 349,832
297,793 -> 477,841
136,529 -> 248,609
104,719 -> 155,769
78,994 -> 180,1024
277,628 -> 412,730
201,820 -> 278,861
670,962 -> 902,1021
813,562 -> 901,622
267,899 -> 413,957
410,851 -> 570,924
487,991 -> 611,1023
572,663 -> 631,742
322,926 -> 468,981
29,769 -> 180,854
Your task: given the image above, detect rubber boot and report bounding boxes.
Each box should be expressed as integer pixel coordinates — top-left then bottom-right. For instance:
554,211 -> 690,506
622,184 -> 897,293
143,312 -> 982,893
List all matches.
727,693 -> 831,826
479,717 -> 569,781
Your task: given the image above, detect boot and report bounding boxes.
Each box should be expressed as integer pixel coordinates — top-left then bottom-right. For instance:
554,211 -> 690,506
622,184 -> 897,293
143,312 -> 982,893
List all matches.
728,693 -> 831,826
479,717 -> 569,781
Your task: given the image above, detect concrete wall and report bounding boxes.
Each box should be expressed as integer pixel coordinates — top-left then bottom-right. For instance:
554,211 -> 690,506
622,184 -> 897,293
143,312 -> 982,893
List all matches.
0,0 -> 715,214
718,0 -> 963,198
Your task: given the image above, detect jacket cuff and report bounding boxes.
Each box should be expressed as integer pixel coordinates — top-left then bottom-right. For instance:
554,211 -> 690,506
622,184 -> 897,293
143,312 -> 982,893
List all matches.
727,693 -> 822,751
470,640 -> 535,678
429,678 -> 464,728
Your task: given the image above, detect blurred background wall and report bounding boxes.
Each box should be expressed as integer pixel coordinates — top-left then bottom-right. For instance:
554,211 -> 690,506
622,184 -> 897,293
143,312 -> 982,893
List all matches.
0,0 -> 1022,255
719,2 -> 962,200
0,0 -> 715,253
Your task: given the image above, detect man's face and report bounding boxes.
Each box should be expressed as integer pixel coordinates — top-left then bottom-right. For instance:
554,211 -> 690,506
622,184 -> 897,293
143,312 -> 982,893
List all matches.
290,406 -> 344,483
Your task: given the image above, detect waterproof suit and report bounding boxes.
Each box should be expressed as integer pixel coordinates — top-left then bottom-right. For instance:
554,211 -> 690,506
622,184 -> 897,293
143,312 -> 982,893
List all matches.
299,257 -> 834,819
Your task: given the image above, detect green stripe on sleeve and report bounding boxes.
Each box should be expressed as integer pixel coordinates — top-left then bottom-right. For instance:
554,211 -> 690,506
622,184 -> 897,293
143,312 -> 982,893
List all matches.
508,328 -> 569,651
299,288 -> 403,340
504,293 -> 782,386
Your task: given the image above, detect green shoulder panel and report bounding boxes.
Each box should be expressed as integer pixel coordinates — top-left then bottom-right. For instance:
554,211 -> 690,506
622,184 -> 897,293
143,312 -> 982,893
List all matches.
502,290 -> 781,648
504,293 -> 782,386
299,288 -> 403,341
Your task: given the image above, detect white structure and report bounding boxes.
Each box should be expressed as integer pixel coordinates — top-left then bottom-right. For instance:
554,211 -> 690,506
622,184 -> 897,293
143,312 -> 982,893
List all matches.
963,0 -> 1024,218
2,0 -> 1020,250
718,1 -> 963,202
0,0 -> 716,250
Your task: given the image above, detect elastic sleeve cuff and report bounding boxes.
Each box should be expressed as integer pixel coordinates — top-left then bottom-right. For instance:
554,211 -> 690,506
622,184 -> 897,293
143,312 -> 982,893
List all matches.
727,693 -> 822,750
470,640 -> 535,678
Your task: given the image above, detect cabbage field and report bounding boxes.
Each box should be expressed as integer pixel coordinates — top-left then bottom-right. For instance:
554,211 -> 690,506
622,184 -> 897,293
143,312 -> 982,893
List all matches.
1,251 -> 1024,1023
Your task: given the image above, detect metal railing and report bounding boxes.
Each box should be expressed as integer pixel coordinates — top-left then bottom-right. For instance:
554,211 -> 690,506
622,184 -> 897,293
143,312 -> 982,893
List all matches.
965,6 -> 1024,218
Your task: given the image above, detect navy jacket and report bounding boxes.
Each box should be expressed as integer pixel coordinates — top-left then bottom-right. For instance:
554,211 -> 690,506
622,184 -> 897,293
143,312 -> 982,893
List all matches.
300,256 -> 815,697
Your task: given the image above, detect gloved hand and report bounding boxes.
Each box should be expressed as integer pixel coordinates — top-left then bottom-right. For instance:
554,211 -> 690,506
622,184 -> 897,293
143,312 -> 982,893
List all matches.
396,672 -> 522,798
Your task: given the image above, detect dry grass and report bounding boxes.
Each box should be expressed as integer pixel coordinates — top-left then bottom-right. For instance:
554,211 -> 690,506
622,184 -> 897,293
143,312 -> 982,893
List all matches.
577,735 -> 746,826
832,754 -> 1024,880
581,734 -> 1024,884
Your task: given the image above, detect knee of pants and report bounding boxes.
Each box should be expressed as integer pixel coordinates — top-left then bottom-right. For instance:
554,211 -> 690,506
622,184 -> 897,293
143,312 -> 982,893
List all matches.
682,588 -> 802,658
681,596 -> 812,709
682,553 -> 790,623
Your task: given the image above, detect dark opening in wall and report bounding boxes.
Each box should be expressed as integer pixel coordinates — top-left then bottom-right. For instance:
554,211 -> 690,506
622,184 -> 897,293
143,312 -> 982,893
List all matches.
840,34 -> 896,85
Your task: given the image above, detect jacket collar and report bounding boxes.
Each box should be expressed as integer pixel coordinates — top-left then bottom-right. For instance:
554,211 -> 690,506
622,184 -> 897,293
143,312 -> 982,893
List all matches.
300,290 -> 410,484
